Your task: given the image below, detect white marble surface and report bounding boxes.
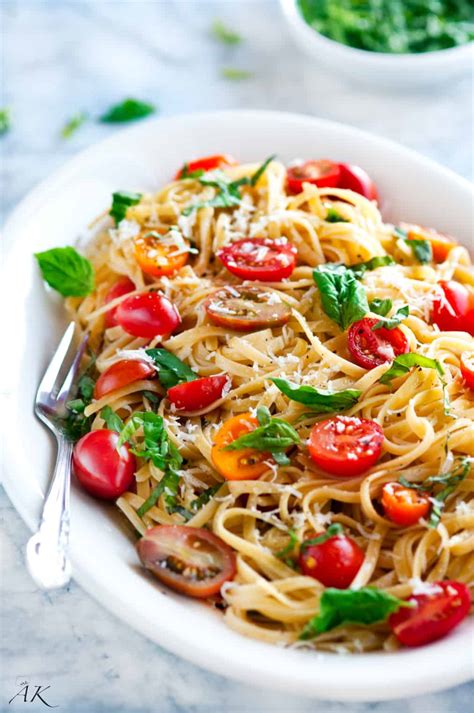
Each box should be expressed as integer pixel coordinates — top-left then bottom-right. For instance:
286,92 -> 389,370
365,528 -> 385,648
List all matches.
1,1 -> 473,711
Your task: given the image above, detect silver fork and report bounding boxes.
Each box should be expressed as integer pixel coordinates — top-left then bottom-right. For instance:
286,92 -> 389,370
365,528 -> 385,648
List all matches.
26,322 -> 89,590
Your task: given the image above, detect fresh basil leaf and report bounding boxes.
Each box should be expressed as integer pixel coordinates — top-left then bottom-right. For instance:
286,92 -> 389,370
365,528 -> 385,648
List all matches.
348,255 -> 395,278
110,191 -> 142,225
395,226 -> 432,264
143,390 -> 161,405
190,483 -> 222,512
61,112 -> 88,139
63,362 -> 96,441
313,264 -> 369,330
137,470 -> 180,517
300,523 -> 344,551
276,528 -> 299,566
271,378 -> 361,413
369,298 -> 392,317
221,67 -> 253,80
249,155 -> 276,186
225,406 -> 300,464
300,588 -> 411,639
211,19 -> 242,45
373,305 -> 409,330
100,406 -> 124,433
100,98 -> 155,123
0,107 -> 10,135
179,163 -> 206,180
66,398 -> 85,414
145,348 -> 197,389
325,207 -> 349,223
426,458 -> 471,527
35,247 -> 95,297
379,353 -> 444,385
78,374 -> 95,401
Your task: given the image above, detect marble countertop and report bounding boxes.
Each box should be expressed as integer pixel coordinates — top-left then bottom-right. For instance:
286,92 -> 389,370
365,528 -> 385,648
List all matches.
1,1 -> 472,711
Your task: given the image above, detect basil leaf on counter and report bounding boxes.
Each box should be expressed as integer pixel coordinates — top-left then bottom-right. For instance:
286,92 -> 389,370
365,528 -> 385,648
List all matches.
145,348 -> 197,390
35,247 -> 95,297
110,191 -> 142,225
313,264 -> 369,330
100,98 -> 155,123
271,378 -> 361,413
379,353 -> 444,385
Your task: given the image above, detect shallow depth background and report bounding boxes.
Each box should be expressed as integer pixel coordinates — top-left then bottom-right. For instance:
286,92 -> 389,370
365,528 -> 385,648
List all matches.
0,1 -> 473,712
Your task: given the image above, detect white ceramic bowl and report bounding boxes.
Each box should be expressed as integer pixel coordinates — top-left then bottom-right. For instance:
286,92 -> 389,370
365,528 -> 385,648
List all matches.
280,0 -> 474,88
2,111 -> 474,701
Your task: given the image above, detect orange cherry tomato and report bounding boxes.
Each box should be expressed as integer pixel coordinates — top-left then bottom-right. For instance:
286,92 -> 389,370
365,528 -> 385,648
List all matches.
460,351 -> 474,390
211,413 -> 270,481
94,359 -> 155,399
175,154 -> 237,180
403,224 -> 457,263
382,482 -> 431,527
134,230 -> 189,277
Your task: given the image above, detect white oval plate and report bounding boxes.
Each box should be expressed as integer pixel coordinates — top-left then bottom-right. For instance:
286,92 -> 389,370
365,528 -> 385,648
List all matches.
3,111 -> 473,701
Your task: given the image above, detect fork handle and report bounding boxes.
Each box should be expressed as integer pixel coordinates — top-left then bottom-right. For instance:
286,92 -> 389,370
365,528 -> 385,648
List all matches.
26,437 -> 73,589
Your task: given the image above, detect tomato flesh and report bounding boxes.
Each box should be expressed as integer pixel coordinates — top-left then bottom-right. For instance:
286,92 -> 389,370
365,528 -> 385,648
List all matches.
204,285 -> 291,331
175,154 -> 237,179
431,281 -> 474,336
299,533 -> 364,589
72,429 -> 136,500
104,277 -> 135,329
134,230 -> 189,277
389,580 -> 471,647
136,525 -> 236,598
382,482 -> 430,527
460,351 -> 474,390
212,413 -> 270,481
167,374 -> 230,412
348,317 -> 409,370
94,359 -> 155,400
217,238 -> 297,282
115,292 -> 181,339
287,160 -> 341,194
308,416 -> 384,477
338,163 -> 378,201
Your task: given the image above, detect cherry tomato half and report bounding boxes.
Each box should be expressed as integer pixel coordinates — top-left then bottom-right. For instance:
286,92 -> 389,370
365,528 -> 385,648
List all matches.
72,429 -> 136,500
115,292 -> 181,339
167,375 -> 231,412
104,277 -> 135,329
299,530 -> 364,589
136,525 -> 236,598
308,416 -> 384,477
94,359 -> 155,400
389,580 -> 471,647
134,230 -> 189,277
204,285 -> 291,332
431,281 -> 474,336
175,154 -> 237,179
348,317 -> 409,370
217,238 -> 297,282
402,223 -> 457,263
338,163 -> 378,201
211,413 -> 270,481
460,351 -> 474,390
286,160 -> 341,194
382,482 -> 431,527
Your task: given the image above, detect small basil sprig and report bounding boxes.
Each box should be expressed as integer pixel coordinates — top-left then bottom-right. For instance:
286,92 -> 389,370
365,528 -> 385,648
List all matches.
379,353 -> 444,385
373,304 -> 409,330
224,406 -> 300,465
394,226 -> 432,264
325,207 -> 349,223
190,483 -> 222,512
348,255 -> 395,278
313,264 -> 369,330
275,529 -> 299,567
100,405 -> 124,433
369,298 -> 392,317
64,363 -> 96,441
110,191 -> 142,225
145,348 -> 197,389
271,378 -> 361,413
300,587 -> 412,639
300,523 -> 344,552
100,98 -> 155,123
35,247 -> 95,297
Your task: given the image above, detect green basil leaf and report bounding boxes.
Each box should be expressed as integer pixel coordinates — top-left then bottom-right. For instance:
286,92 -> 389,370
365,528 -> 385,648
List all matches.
35,247 -> 95,297
369,298 -> 392,317
211,20 -> 242,45
379,353 -> 444,385
0,107 -> 10,135
143,390 -> 161,405
313,264 -> 369,330
395,226 -> 432,264
348,255 -> 395,278
100,406 -> 124,433
426,458 -> 471,527
300,588 -> 411,639
225,412 -> 300,456
61,112 -> 88,139
276,528 -> 299,564
66,398 -> 85,414
271,378 -> 361,413
110,191 -> 142,225
300,523 -> 344,551
373,305 -> 409,330
100,98 -> 155,123
190,483 -> 222,512
78,374 -> 95,401
249,155 -> 276,186
145,348 -> 197,389
137,470 -> 180,517
325,207 -> 349,223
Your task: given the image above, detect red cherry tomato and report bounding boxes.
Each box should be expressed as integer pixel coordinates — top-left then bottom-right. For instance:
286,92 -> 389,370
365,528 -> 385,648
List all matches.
431,281 -> 474,336
115,293 -> 181,339
389,580 -> 471,647
299,529 -> 364,589
338,163 -> 378,200
175,154 -> 237,179
136,525 -> 236,598
72,429 -> 136,500
348,317 -> 409,370
204,285 -> 291,331
460,351 -> 474,390
308,416 -> 384,477
286,160 -> 341,194
217,238 -> 297,282
382,482 -> 431,527
104,277 -> 135,329
94,359 -> 155,400
167,374 -> 230,412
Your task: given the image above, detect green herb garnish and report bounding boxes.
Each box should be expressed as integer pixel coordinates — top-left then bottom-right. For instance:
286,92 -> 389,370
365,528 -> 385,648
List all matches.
271,379 -> 361,413
313,264 -> 369,330
100,98 -> 156,123
395,226 -> 432,264
275,528 -> 299,566
325,207 -> 349,223
211,19 -> 242,45
61,112 -> 88,139
63,363 -> 96,441
379,353 -> 444,385
100,405 -> 124,433
369,298 -> 392,317
190,483 -> 222,512
224,406 -> 300,466
348,255 -> 395,278
110,191 -> 142,225
145,348 -> 197,389
373,304 -> 409,330
35,247 -> 95,297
